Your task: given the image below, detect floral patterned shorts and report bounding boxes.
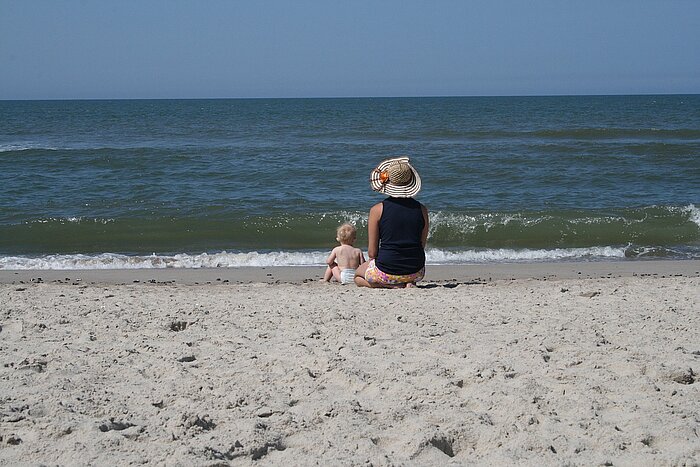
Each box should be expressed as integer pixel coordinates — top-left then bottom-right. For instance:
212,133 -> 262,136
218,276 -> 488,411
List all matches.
364,259 -> 425,288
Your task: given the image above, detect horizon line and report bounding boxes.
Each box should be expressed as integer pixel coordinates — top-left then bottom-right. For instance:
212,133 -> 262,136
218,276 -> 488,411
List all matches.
2,92 -> 699,102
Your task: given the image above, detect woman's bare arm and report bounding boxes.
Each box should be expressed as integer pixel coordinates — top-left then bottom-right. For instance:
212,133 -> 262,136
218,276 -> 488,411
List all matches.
367,202 -> 382,259
421,204 -> 429,248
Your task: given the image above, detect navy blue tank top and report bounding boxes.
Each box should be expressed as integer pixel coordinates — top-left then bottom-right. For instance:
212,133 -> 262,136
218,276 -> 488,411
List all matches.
376,197 -> 426,275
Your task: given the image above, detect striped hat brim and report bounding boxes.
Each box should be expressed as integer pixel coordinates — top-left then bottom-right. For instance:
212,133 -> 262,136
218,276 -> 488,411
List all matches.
370,157 -> 421,198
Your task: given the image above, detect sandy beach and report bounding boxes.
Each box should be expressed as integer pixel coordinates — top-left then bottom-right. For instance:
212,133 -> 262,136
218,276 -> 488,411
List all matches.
1,261 -> 698,465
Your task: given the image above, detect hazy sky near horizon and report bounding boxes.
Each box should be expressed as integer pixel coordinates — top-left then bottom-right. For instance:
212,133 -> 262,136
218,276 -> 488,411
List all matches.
1,0 -> 699,99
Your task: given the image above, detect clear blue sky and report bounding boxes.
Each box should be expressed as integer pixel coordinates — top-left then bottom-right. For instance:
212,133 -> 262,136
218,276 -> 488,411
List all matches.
1,0 -> 698,99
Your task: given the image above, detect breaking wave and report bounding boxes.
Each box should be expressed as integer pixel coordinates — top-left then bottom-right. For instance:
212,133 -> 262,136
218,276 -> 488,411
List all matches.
1,244 -> 686,270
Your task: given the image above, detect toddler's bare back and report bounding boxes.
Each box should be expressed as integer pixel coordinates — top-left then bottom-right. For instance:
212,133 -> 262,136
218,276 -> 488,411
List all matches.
334,244 -> 363,270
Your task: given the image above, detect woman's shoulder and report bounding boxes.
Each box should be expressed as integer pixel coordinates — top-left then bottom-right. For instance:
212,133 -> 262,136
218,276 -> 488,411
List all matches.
414,198 -> 427,211
369,201 -> 384,214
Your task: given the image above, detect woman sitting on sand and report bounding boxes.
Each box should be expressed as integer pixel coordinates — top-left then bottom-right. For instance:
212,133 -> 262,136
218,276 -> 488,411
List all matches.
354,157 -> 429,288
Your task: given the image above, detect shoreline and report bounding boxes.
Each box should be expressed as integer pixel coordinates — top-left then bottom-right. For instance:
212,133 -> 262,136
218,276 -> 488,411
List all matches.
1,259 -> 699,285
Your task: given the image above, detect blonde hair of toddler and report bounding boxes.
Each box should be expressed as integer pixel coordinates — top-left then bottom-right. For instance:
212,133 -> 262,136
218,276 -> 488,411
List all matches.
336,223 -> 357,245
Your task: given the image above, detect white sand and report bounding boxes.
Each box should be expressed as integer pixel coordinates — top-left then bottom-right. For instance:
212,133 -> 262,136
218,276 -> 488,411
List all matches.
0,267 -> 698,465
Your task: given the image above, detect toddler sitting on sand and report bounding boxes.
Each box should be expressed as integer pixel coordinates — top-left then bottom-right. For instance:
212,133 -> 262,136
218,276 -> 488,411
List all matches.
321,223 -> 366,285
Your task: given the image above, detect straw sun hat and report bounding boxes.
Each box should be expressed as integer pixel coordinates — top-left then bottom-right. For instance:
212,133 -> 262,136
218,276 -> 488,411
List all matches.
370,157 -> 422,198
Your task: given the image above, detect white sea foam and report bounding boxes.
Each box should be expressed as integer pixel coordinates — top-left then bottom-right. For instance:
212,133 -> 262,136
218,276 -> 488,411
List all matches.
0,251 -> 329,270
0,246 -> 628,270
0,143 -> 58,152
26,217 -> 114,225
425,246 -> 627,264
684,204 -> 700,228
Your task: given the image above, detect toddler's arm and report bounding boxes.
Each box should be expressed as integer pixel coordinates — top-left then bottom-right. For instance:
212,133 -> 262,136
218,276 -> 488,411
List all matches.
325,248 -> 338,267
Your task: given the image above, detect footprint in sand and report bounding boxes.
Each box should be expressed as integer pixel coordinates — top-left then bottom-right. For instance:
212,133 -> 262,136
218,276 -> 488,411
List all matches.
98,418 -> 135,432
170,321 -> 189,332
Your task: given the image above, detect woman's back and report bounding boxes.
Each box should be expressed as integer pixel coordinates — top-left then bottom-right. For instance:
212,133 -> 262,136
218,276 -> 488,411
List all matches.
376,197 -> 425,275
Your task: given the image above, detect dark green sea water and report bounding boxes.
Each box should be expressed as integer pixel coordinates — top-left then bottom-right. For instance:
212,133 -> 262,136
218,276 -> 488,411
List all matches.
1,95 -> 698,269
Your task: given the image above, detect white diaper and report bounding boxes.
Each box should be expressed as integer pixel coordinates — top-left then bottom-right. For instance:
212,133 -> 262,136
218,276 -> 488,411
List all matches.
340,268 -> 356,285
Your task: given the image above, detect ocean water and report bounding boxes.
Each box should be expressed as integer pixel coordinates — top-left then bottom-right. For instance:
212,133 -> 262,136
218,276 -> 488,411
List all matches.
0,95 -> 698,269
